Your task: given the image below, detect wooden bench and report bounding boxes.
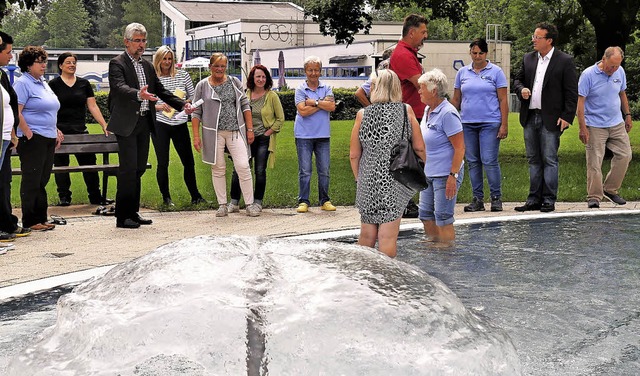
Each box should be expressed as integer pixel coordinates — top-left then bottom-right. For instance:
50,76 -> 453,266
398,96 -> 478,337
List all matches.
11,133 -> 151,203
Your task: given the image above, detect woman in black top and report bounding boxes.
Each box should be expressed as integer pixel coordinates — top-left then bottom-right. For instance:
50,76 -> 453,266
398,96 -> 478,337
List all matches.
49,52 -> 108,205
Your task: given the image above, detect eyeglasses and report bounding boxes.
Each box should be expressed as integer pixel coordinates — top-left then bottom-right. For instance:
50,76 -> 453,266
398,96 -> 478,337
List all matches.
34,59 -> 47,64
128,38 -> 147,43
531,35 -> 547,40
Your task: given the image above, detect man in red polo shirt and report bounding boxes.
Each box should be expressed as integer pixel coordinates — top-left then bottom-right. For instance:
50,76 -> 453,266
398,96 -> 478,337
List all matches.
390,14 -> 428,121
389,14 -> 428,218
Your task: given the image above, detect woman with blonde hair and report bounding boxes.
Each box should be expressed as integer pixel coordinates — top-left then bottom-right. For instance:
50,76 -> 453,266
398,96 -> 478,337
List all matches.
152,46 -> 205,206
191,52 -> 259,217
349,69 -> 425,257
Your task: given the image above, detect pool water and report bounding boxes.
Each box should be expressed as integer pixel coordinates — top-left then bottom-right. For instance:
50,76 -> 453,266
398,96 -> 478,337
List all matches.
392,214 -> 640,375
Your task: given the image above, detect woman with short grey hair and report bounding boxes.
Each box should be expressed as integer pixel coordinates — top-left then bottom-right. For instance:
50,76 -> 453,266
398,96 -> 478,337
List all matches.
350,69 -> 425,257
417,68 -> 465,244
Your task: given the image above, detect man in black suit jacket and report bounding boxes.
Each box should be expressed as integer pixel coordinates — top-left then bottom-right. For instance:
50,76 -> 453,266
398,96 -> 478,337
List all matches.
513,22 -> 578,213
108,23 -> 191,228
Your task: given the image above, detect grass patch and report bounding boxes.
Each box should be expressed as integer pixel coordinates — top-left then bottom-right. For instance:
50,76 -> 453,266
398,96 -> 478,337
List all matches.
9,114 -> 640,210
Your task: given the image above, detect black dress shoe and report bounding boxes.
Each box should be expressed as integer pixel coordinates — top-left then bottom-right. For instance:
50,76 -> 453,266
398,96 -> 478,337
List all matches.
58,197 -> 71,207
133,214 -> 153,225
514,202 -> 541,212
116,219 -> 140,229
540,203 -> 555,212
191,197 -> 207,205
603,191 -> 626,205
163,197 -> 175,207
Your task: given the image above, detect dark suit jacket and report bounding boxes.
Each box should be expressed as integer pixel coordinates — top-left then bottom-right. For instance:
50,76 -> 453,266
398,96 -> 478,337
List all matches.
107,52 -> 185,137
513,49 -> 578,132
1,70 -> 20,130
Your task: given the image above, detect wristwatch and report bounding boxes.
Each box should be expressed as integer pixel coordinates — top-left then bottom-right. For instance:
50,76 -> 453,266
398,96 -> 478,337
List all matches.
314,99 -> 319,107
449,172 -> 459,179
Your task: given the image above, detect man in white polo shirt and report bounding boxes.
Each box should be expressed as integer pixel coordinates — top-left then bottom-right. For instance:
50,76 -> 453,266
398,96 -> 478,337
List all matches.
577,46 -> 632,208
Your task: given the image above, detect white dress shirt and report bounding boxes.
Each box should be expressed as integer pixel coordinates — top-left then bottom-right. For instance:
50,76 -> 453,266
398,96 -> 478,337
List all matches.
529,47 -> 555,110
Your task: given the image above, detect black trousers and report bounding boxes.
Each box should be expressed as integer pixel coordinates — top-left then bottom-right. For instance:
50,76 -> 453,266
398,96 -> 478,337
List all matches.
150,121 -> 201,201
0,145 -> 18,233
115,115 -> 151,222
54,147 -> 101,204
17,134 -> 56,228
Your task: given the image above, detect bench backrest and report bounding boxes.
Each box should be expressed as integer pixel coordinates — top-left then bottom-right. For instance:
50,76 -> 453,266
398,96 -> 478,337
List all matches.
12,134 -> 118,155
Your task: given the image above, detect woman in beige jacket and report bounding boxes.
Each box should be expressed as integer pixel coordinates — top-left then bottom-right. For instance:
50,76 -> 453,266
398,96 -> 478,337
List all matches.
191,53 -> 259,217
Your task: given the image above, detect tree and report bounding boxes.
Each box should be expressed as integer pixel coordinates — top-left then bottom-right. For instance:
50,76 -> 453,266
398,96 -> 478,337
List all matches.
0,0 -> 37,20
83,0 -> 102,48
96,0 -> 125,48
304,0 -> 468,44
577,0 -> 640,57
0,4 -> 44,45
122,0 -> 161,48
45,0 -> 90,48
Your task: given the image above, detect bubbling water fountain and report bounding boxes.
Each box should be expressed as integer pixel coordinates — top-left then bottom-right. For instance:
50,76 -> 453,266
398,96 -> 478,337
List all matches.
8,236 -> 521,375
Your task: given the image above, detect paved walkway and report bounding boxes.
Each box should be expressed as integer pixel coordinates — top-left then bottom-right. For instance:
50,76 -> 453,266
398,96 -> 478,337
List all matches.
1,201 -> 639,288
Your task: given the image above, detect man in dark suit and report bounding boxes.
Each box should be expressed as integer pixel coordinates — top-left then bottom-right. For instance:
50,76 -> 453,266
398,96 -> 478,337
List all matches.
108,23 -> 192,228
0,31 -> 30,240
513,22 -> 578,212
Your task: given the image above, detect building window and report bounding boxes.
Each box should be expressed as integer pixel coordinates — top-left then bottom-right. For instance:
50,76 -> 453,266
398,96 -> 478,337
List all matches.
271,66 -> 372,79
186,33 -> 242,78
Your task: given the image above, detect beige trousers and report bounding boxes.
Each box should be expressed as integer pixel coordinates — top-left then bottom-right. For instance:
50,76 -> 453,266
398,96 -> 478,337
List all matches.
585,122 -> 632,200
212,130 -> 254,205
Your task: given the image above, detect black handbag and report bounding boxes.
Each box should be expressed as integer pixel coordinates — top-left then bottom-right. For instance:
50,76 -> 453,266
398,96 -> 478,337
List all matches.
389,105 -> 429,191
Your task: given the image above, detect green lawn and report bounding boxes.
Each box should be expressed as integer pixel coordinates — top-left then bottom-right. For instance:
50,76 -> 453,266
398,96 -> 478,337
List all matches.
10,114 -> 640,209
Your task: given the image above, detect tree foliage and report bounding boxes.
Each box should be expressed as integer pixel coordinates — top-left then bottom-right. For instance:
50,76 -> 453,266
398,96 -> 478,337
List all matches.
0,4 -> 43,45
577,0 -> 640,57
0,0 -> 37,19
122,0 -> 161,48
304,0 -> 467,44
46,0 -> 90,48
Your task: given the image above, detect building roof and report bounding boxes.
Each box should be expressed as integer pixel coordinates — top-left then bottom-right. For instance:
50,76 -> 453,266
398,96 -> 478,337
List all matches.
166,0 -> 304,23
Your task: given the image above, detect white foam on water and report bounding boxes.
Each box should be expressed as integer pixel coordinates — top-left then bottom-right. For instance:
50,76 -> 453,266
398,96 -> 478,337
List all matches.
6,236 -> 520,375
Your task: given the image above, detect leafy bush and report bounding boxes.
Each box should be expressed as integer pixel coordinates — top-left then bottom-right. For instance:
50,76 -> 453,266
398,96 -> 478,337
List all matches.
88,87 -> 363,124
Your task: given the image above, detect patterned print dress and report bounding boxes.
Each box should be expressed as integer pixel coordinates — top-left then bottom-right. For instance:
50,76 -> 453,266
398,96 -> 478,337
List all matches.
356,102 -> 415,224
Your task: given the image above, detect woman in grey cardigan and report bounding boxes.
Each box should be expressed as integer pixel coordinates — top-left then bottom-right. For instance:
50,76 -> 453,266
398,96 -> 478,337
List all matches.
191,53 -> 259,217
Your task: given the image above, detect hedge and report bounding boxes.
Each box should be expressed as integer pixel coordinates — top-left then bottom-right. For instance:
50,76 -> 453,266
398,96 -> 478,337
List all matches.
87,87 -> 363,124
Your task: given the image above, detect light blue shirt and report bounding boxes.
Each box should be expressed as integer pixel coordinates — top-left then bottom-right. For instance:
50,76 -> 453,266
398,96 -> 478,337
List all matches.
421,99 -> 463,177
294,80 -> 333,139
578,63 -> 626,128
360,78 -> 371,96
14,72 -> 60,138
454,62 -> 507,123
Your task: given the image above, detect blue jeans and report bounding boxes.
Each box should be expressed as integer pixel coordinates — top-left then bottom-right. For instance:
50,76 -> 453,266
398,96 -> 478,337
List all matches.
231,133 -> 270,202
463,122 -> 502,199
523,112 -> 560,205
295,138 -> 330,205
418,171 -> 464,226
0,140 -> 9,168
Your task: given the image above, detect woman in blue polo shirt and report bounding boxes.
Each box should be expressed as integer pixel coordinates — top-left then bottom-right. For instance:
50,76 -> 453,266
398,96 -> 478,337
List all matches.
14,46 -> 61,231
451,38 -> 508,213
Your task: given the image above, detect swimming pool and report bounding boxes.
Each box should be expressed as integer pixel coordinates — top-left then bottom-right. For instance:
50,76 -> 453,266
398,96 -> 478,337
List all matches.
1,213 -> 639,375
392,214 -> 640,375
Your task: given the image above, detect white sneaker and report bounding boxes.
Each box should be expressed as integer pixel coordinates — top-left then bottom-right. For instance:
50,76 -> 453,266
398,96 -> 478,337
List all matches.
246,203 -> 261,217
216,205 -> 228,217
0,243 -> 14,254
227,203 -> 240,213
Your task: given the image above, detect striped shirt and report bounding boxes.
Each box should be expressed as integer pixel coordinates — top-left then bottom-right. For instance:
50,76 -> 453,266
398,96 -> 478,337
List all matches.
156,70 -> 195,125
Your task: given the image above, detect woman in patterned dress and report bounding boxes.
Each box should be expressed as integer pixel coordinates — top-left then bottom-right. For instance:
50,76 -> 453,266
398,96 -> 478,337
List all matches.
152,46 -> 205,207
349,69 -> 425,257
